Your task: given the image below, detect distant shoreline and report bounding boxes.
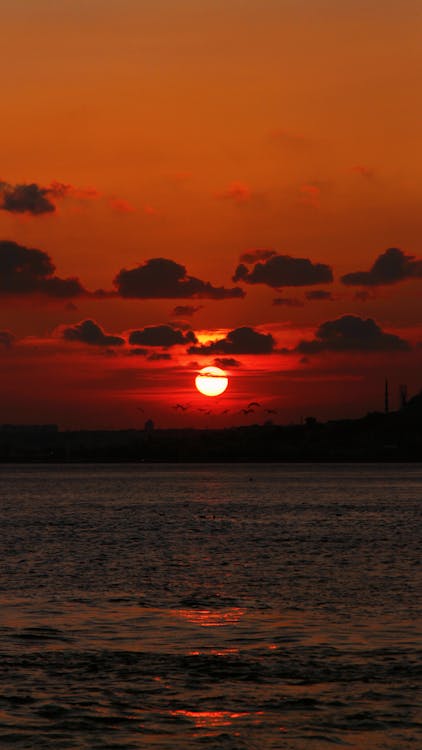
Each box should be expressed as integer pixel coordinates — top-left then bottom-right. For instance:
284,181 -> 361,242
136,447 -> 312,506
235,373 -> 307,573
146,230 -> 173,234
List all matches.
1,458 -> 421,464
0,398 -> 421,463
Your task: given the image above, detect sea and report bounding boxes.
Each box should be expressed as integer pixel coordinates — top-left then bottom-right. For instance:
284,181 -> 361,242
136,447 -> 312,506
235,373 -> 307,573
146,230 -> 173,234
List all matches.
0,463 -> 420,749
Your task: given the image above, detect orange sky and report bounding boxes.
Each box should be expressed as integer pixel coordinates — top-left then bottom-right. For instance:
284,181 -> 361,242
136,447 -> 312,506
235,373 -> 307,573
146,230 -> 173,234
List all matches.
0,0 -> 421,428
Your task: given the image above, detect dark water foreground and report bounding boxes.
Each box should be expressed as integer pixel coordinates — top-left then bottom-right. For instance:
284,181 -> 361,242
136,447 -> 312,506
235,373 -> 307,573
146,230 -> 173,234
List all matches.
0,463 -> 421,749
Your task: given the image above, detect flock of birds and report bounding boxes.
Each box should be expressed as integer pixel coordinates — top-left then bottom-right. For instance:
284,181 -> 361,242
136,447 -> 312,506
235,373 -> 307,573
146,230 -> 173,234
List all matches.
171,401 -> 278,417
137,402 -> 278,418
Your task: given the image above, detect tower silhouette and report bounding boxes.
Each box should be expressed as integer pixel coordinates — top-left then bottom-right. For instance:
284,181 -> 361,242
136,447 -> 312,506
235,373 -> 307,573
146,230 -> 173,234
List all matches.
399,384 -> 408,410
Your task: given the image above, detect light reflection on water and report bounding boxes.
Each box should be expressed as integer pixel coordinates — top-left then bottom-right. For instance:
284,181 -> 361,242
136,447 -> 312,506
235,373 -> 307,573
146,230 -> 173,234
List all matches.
0,462 -> 421,749
170,709 -> 252,728
174,607 -> 245,627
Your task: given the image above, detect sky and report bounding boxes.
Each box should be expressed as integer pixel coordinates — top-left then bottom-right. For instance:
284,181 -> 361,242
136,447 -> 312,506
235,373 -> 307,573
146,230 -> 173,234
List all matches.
0,0 -> 421,429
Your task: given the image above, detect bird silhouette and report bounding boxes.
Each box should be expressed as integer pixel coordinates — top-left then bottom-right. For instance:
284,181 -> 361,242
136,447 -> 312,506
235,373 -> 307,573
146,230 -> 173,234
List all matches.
240,408 -> 254,415
173,403 -> 190,411
248,401 -> 261,408
265,408 -> 277,414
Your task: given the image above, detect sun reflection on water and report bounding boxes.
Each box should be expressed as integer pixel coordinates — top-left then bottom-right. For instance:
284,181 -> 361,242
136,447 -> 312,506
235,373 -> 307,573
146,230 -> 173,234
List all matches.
188,647 -> 239,656
171,709 -> 249,728
175,608 -> 245,627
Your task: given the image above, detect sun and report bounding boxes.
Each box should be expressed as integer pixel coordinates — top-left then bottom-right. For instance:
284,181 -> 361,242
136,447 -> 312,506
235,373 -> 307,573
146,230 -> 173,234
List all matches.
195,366 -> 229,397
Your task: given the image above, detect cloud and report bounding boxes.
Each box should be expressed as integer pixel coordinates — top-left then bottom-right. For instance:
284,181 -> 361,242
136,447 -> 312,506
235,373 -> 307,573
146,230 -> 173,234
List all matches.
354,290 -> 376,302
129,325 -> 196,348
62,320 -> 125,346
296,315 -> 410,354
168,320 -> 194,331
273,297 -> 303,307
172,305 -> 202,317
188,326 -> 275,355
0,182 -> 56,214
108,198 -> 135,214
48,182 -> 100,201
128,348 -> 148,356
0,240 -> 86,298
213,357 -> 242,368
305,290 -> 333,301
148,352 -> 172,361
233,253 -> 333,288
0,330 -> 15,347
239,249 -> 276,264
216,181 -> 252,203
114,258 -> 245,300
0,180 -> 99,215
341,248 -> 422,287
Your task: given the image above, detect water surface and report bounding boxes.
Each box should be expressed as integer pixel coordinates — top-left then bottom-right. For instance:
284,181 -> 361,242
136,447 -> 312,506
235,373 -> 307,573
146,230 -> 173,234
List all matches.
0,463 -> 421,748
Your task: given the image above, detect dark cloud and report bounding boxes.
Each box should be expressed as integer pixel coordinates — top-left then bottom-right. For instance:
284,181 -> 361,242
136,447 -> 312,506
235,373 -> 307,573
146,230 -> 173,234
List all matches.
354,290 -> 375,302
214,357 -> 242,368
0,240 -> 86,298
148,352 -> 172,361
62,320 -> 125,346
188,326 -> 275,355
129,325 -> 196,348
305,290 -> 333,301
233,253 -> 333,288
0,330 -> 15,347
0,180 -> 100,215
168,320 -> 194,331
114,258 -> 245,300
41,277 -> 86,298
128,348 -> 148,356
172,305 -> 202,317
341,248 -> 422,287
296,315 -> 410,354
91,288 -> 117,299
0,182 -> 56,214
273,297 -> 303,307
239,249 -> 276,264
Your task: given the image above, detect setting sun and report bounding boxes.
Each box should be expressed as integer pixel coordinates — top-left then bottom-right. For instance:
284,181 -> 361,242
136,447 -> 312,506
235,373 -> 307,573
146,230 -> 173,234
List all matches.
195,366 -> 229,397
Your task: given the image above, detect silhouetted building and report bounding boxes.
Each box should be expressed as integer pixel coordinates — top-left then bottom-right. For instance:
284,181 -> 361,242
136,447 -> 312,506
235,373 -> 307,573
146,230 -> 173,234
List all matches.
399,384 -> 408,410
144,419 -> 155,434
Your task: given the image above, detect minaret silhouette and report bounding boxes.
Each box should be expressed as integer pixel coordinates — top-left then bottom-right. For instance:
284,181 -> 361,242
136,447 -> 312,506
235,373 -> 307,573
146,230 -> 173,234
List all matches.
384,378 -> 389,414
